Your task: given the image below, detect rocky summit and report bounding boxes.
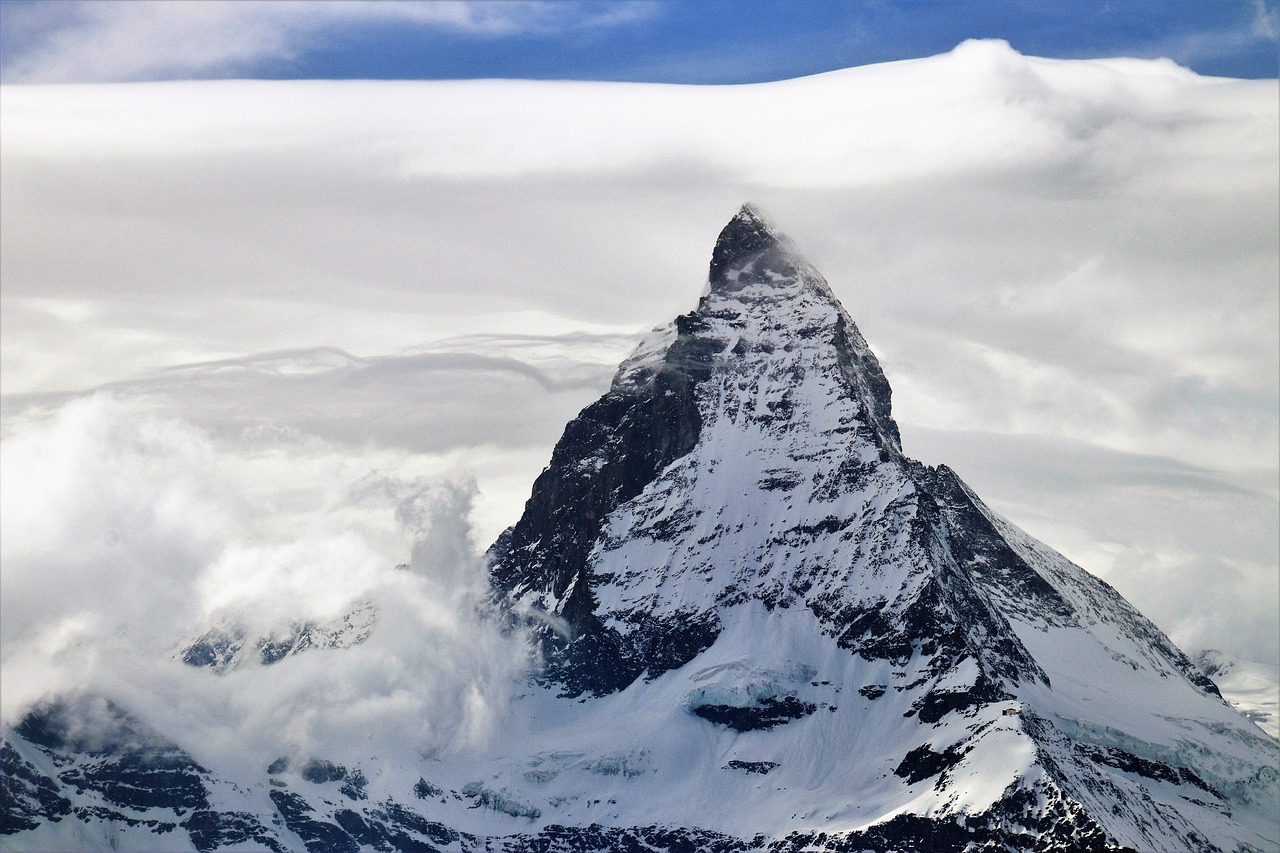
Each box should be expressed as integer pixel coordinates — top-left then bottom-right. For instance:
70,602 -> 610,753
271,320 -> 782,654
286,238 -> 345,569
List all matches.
4,205 -> 1277,851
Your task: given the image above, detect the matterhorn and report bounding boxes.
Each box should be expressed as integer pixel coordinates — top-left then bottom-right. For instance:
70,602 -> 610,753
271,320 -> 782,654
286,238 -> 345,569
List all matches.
3,205 -> 1277,852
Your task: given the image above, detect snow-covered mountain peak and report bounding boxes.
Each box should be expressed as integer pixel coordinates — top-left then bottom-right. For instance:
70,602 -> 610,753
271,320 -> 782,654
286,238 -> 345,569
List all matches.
707,202 -> 825,298
708,202 -> 778,284
490,205 -> 916,694
481,204 -> 1278,849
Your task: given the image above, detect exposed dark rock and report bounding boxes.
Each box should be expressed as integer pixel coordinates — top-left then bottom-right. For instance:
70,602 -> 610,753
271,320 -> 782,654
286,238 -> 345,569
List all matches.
893,741 -> 972,786
301,758 -> 347,785
491,822 -> 755,853
709,203 -> 781,286
64,749 -> 208,812
829,312 -> 901,458
340,769 -> 368,801
912,463 -> 1221,700
533,609 -> 722,698
331,809 -> 387,849
906,674 -> 1008,724
6,697 -> 298,850
183,809 -> 288,853
487,311 -> 721,696
1,741 -> 72,834
269,789 -> 360,853
1078,745 -> 1221,797
725,760 -> 779,774
181,626 -> 243,670
691,696 -> 817,732
370,802 -> 463,847
758,469 -> 804,491
413,778 -> 444,799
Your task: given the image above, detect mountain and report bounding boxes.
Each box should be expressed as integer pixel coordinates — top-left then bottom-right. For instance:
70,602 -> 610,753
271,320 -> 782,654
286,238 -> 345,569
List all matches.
178,602 -> 377,673
1193,650 -> 1280,739
3,205 -> 1277,852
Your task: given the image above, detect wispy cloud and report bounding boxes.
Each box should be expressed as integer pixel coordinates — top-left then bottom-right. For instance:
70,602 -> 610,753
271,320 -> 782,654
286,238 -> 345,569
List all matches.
2,335 -> 633,456
1253,0 -> 1280,40
0,0 -> 657,83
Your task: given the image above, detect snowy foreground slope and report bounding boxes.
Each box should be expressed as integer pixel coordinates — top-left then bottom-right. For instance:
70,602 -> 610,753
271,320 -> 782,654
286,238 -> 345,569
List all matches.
4,206 -> 1278,852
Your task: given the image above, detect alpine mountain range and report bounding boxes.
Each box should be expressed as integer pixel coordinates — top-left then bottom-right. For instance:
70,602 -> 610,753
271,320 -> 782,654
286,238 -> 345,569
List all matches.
3,205 -> 1277,852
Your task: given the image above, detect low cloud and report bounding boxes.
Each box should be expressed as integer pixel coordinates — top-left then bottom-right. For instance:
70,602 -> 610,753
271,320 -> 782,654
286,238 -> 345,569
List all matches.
0,394 -> 531,778
1,333 -> 634,543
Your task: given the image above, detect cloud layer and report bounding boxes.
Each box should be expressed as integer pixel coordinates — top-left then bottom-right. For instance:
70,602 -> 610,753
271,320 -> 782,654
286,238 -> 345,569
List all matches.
1,41 -> 1276,755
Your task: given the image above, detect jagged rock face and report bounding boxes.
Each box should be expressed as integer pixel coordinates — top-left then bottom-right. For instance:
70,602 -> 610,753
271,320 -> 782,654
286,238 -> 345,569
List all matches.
5,205 -> 1277,853
486,310 -> 711,695
490,204 -> 1047,701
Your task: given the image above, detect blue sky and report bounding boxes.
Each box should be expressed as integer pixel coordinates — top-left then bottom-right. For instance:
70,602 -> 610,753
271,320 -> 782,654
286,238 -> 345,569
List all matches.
1,0 -> 1277,84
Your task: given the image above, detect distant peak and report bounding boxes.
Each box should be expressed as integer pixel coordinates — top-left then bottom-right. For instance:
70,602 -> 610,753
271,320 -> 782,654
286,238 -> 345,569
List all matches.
709,203 -> 784,284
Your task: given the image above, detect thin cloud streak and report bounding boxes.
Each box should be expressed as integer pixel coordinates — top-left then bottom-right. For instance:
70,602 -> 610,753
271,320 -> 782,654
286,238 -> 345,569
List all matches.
0,0 -> 658,84
1,337 -> 632,455
1253,0 -> 1280,40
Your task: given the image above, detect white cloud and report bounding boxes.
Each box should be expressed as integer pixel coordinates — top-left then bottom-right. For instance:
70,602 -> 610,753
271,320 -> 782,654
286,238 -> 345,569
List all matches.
0,39 -> 1275,709
0,0 -> 657,84
0,395 -> 531,775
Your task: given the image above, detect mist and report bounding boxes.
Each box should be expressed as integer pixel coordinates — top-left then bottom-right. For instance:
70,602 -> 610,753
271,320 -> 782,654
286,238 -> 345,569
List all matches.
0,394 -> 532,778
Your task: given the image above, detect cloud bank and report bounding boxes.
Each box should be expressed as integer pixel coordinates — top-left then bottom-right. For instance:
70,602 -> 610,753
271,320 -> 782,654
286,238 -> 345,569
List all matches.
1,43 -> 1276,757
0,394 -> 531,776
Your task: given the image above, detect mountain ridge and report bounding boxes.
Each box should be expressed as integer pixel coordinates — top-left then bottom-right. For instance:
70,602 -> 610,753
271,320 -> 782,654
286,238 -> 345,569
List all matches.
482,203 -> 1276,850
